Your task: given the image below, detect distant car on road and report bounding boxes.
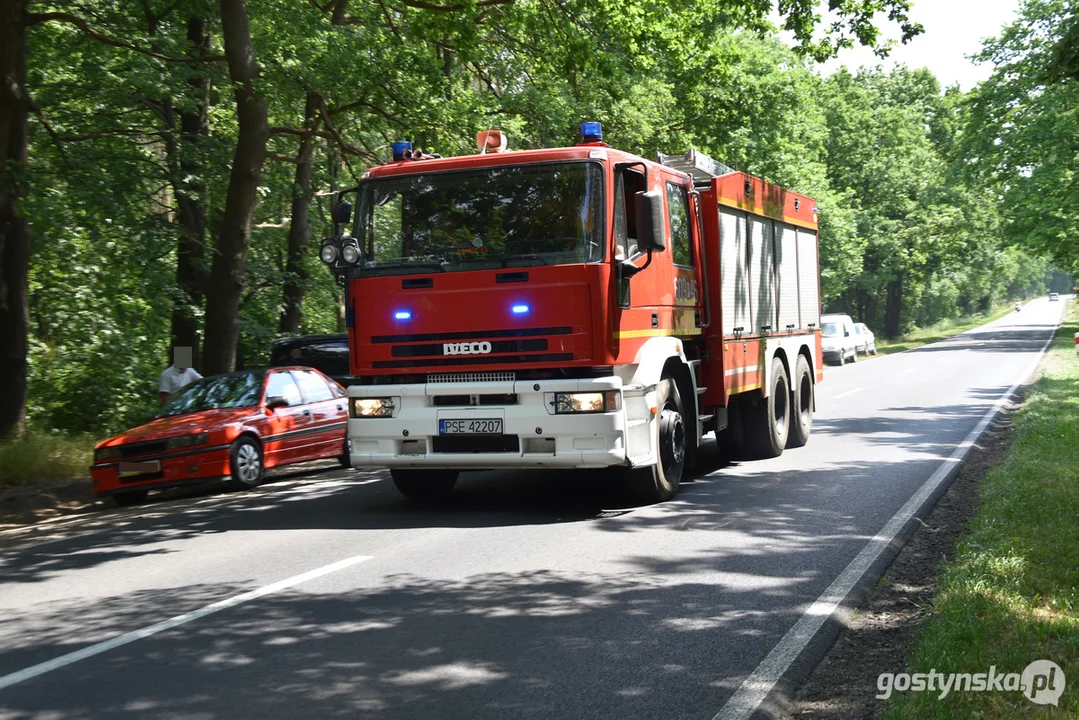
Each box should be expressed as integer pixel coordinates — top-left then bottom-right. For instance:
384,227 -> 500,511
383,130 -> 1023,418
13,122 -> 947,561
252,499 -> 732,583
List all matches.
270,333 -> 356,387
853,322 -> 877,356
821,313 -> 860,365
1049,292 -> 1060,301
91,367 -> 350,506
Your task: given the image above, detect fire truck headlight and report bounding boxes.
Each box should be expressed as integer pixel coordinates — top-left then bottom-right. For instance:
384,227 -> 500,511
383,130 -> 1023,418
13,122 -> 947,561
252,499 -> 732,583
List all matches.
341,243 -> 361,265
554,391 -> 621,414
351,398 -> 395,418
319,243 -> 338,264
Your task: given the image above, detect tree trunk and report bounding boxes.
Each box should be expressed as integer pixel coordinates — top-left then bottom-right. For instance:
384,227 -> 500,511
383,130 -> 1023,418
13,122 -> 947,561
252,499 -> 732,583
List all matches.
201,0 -> 269,375
278,92 -> 319,334
169,16 -> 211,369
883,274 -> 904,339
0,0 -> 30,439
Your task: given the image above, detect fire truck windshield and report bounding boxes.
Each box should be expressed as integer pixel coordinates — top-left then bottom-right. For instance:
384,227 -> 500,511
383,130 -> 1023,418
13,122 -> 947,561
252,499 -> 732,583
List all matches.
352,162 -> 604,275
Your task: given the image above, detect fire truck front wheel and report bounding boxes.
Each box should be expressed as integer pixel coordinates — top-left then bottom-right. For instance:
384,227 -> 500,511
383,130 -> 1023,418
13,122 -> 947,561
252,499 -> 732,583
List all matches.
632,378 -> 685,504
391,469 -> 459,502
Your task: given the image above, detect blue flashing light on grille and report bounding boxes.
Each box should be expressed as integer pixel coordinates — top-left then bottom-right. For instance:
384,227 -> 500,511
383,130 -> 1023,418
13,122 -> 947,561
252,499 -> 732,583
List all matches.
394,310 -> 412,320
580,121 -> 603,143
512,304 -> 530,315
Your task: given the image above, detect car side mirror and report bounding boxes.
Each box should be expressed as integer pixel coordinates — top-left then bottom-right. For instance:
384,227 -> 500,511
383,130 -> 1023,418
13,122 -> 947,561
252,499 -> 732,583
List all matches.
332,201 -> 352,225
634,190 -> 665,253
266,396 -> 289,410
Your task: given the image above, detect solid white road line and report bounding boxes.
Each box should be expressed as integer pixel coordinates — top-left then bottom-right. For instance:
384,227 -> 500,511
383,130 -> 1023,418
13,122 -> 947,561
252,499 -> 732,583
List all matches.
0,554 -> 374,692
830,387 -> 863,400
714,321 -> 1058,720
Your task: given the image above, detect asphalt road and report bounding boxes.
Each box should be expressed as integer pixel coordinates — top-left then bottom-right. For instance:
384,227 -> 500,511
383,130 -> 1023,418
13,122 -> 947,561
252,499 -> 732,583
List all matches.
0,298 -> 1064,720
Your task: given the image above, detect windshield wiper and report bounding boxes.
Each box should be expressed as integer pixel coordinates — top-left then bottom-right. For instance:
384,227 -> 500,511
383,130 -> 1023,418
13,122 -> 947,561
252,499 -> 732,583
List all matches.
362,261 -> 446,276
501,253 -> 549,267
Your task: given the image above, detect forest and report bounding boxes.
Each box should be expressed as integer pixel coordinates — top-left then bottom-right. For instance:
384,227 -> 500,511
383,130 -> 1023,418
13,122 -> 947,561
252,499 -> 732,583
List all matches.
0,0 -> 1076,439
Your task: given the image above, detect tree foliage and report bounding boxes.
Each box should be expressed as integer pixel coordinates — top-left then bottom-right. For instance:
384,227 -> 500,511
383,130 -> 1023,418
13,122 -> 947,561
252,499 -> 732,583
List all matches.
0,0 -> 1071,436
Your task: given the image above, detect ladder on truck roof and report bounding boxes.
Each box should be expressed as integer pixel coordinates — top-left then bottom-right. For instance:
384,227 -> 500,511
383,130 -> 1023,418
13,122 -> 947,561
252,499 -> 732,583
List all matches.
655,148 -> 735,188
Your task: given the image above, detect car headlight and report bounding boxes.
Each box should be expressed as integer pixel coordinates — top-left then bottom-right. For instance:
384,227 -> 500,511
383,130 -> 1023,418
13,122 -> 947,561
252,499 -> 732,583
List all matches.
554,391 -> 621,414
165,433 -> 210,450
351,398 -> 395,418
95,446 -> 122,462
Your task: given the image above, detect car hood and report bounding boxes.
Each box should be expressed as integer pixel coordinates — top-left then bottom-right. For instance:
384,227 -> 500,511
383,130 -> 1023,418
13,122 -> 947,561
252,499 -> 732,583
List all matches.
821,336 -> 844,350
98,407 -> 256,448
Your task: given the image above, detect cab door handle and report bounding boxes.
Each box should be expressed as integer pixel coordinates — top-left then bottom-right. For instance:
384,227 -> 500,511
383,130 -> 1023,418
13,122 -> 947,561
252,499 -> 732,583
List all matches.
302,410 -> 311,417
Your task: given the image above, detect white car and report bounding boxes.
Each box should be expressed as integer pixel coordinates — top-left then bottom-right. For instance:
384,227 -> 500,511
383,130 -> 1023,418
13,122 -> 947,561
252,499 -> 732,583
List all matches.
853,322 -> 877,355
821,313 -> 860,365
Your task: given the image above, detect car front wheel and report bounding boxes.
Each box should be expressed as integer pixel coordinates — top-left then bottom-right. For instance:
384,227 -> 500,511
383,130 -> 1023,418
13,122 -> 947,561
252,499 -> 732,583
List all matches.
227,436 -> 264,490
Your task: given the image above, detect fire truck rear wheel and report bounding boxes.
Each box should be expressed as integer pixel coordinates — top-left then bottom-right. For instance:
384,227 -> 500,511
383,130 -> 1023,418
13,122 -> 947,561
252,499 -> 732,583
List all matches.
747,357 -> 790,458
788,355 -> 814,449
633,378 -> 684,503
391,469 -> 459,501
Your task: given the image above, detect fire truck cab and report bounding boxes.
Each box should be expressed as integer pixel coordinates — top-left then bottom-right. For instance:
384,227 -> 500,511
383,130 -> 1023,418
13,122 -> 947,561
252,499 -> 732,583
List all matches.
320,123 -> 823,503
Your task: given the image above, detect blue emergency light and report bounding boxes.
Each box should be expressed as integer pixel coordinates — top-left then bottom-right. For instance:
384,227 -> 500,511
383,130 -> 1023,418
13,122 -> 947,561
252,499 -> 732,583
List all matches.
392,141 -> 413,162
512,304 -> 530,315
394,310 -> 412,320
580,122 -> 603,143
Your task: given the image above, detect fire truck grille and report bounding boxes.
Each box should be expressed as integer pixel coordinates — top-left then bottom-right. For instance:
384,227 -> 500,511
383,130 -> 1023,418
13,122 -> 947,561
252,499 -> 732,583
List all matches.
428,371 -> 516,384
373,353 -> 573,369
431,435 -> 520,454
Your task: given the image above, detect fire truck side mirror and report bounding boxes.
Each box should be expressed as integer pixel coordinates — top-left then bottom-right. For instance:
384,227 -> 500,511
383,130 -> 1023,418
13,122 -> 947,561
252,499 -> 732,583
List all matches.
333,200 -> 352,225
635,190 -> 666,253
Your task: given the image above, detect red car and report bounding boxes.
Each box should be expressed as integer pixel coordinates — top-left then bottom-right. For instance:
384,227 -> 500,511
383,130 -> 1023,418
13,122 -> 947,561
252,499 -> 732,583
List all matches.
91,367 -> 350,506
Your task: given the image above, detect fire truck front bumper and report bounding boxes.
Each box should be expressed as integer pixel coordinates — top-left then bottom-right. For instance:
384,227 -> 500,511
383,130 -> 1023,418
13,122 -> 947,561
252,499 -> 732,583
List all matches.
347,377 -> 631,470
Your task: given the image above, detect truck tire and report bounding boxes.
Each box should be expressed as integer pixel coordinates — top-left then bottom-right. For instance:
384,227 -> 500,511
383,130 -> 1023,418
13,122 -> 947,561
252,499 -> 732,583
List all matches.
788,355 -> 814,449
632,378 -> 685,504
227,436 -> 264,490
112,489 -> 149,507
391,469 -> 458,501
746,357 -> 790,458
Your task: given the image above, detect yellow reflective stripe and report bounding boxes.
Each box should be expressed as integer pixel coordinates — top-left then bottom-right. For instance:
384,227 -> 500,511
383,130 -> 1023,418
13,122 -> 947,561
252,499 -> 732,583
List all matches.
614,327 -> 703,339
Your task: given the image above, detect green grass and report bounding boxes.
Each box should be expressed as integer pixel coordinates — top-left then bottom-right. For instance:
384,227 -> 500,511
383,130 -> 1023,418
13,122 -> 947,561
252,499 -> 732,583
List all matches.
875,303 -> 1018,356
884,303 -> 1079,719
0,431 -> 94,485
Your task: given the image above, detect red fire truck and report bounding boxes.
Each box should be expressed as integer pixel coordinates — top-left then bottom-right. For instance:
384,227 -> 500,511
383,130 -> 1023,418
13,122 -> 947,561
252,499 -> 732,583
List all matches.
320,123 -> 823,503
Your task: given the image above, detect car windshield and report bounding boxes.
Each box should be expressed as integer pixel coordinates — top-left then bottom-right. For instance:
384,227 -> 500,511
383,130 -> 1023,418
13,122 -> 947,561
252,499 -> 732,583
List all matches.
157,371 -> 265,418
353,162 -> 604,275
822,322 -> 841,337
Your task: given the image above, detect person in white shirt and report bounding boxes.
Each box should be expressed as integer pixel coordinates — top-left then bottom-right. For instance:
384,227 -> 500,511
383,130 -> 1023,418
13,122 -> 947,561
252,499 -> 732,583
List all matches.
159,346 -> 203,405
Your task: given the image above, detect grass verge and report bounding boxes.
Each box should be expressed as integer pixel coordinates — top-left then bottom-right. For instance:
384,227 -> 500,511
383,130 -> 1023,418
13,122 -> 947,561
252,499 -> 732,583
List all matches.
884,302 -> 1079,718
875,303 -> 1018,356
0,431 -> 93,485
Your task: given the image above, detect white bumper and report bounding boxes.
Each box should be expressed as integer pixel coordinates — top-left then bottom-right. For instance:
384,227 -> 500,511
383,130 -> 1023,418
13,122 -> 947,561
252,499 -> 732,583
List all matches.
347,376 -> 633,470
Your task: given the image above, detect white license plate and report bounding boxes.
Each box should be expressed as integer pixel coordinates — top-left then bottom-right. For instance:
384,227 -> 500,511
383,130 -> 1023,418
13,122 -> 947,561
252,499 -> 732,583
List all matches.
118,460 -> 161,477
439,419 -> 503,435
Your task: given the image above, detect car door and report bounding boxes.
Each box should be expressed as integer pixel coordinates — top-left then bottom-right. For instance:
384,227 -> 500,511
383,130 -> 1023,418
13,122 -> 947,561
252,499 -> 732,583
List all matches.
263,369 -> 310,466
291,369 -> 347,459
844,318 -> 858,356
